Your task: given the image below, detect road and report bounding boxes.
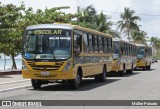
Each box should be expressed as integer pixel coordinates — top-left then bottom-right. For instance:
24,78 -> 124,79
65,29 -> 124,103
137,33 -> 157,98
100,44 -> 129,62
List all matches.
0,62 -> 160,109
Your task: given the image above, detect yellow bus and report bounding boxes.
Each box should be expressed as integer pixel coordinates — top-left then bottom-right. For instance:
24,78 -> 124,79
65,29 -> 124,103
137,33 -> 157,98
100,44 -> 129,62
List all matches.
22,23 -> 113,89
110,38 -> 137,76
136,44 -> 152,70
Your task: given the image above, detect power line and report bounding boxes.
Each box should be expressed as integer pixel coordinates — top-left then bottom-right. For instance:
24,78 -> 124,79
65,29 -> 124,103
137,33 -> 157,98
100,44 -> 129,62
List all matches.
96,10 -> 160,17
72,6 -> 160,17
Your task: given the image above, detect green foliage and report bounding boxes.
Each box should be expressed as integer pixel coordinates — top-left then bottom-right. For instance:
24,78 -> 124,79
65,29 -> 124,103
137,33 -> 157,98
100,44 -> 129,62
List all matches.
149,37 -> 160,57
0,2 -> 76,69
75,5 -> 114,35
0,3 -> 24,69
117,7 -> 141,41
0,2 -> 157,69
95,12 -> 113,32
131,30 -> 147,44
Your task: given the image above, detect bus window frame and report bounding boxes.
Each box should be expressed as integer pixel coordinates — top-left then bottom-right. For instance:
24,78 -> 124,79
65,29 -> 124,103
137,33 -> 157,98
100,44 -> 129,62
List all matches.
73,30 -> 82,58
83,32 -> 89,53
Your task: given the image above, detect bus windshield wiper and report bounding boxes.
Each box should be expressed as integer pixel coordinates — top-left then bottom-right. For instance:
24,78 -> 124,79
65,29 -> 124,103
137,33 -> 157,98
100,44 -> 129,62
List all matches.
52,53 -> 57,62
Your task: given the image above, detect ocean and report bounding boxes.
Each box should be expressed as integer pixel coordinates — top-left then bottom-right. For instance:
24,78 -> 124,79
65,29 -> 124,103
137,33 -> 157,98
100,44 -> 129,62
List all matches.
0,59 -> 22,70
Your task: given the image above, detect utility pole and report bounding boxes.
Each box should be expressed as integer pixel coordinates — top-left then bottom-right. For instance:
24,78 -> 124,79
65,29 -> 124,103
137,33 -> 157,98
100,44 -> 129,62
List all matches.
77,6 -> 80,22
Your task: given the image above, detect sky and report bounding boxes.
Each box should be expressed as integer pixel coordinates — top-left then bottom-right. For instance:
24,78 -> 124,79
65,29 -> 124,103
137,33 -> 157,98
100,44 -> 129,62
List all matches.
1,0 -> 160,39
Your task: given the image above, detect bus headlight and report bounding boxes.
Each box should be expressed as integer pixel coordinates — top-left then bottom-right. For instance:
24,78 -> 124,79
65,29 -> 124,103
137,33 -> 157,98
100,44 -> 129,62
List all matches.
63,61 -> 71,71
22,60 -> 28,70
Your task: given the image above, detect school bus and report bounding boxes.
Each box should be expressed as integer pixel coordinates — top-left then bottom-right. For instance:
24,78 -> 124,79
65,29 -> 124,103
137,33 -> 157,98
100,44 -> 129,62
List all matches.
22,23 -> 113,89
110,38 -> 137,76
136,44 -> 152,70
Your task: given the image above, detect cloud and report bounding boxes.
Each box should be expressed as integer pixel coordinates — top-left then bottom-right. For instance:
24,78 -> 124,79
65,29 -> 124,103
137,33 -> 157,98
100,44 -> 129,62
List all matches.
129,0 -> 160,37
89,0 -> 160,38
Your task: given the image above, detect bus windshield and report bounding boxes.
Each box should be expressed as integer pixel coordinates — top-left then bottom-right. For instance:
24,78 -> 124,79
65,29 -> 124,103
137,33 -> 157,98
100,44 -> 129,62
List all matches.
113,41 -> 120,59
136,47 -> 145,58
23,29 -> 72,60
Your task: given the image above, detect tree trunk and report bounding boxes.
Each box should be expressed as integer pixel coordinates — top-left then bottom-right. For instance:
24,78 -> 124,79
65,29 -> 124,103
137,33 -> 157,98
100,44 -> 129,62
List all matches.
4,54 -> 6,70
11,55 -> 17,69
128,30 -> 131,42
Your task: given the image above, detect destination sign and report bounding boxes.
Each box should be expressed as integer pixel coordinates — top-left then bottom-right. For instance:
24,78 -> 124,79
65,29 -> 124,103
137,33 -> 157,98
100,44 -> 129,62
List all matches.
34,29 -> 62,35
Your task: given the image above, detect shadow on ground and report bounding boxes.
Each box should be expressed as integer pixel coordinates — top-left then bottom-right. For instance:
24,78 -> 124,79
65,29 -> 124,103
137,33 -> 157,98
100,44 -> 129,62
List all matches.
29,78 -> 120,91
134,68 -> 155,71
107,71 -> 140,77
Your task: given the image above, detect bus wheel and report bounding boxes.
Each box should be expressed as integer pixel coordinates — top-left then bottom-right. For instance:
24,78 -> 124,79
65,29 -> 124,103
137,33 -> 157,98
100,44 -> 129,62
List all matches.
119,70 -> 124,76
148,65 -> 151,70
94,75 -> 100,82
69,72 -> 82,89
143,66 -> 146,71
126,65 -> 133,74
31,79 -> 42,90
95,66 -> 106,82
99,66 -> 106,82
119,65 -> 125,76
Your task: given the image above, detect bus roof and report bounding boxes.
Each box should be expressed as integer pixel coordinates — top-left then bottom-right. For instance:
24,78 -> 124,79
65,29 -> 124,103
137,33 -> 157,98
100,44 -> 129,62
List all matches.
26,23 -> 112,38
113,38 -> 121,41
113,38 -> 136,46
26,24 -> 74,30
135,43 -> 146,47
135,43 -> 152,48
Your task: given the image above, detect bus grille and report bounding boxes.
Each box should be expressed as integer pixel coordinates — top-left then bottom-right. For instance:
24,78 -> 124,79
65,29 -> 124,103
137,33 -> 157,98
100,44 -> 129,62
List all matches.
27,61 -> 64,71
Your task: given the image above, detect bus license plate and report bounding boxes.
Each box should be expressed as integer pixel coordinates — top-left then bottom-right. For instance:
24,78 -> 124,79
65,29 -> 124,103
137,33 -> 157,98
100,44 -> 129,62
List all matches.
41,72 -> 49,76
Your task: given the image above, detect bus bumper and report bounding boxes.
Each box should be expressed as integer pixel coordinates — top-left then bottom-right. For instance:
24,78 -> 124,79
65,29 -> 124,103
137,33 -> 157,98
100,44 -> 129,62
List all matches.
136,62 -> 145,68
110,65 -> 121,72
22,69 -> 76,80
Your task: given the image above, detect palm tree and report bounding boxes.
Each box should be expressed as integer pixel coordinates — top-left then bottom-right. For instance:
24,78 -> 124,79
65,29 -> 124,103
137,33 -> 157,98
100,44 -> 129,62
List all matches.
117,7 -> 141,41
150,37 -> 160,48
150,37 -> 160,57
95,12 -> 113,32
78,5 -> 96,24
76,5 -> 113,34
131,30 -> 147,44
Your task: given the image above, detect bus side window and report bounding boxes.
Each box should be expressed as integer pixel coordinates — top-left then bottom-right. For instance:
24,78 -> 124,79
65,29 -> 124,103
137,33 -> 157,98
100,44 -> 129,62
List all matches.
129,45 -> 131,56
120,43 -> 124,55
111,38 -> 113,53
89,34 -> 93,53
94,36 -> 98,53
126,44 -> 129,56
83,33 -> 89,53
98,36 -> 103,53
104,38 -> 108,53
74,31 -> 82,57
108,38 -> 112,53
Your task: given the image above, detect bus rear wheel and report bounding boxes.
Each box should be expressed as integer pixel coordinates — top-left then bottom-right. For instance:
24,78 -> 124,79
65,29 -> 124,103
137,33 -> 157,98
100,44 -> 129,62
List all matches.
31,79 -> 42,90
119,70 -> 124,76
147,65 -> 151,70
143,66 -> 146,71
126,65 -> 133,74
95,66 -> 106,82
69,72 -> 82,89
148,65 -> 151,70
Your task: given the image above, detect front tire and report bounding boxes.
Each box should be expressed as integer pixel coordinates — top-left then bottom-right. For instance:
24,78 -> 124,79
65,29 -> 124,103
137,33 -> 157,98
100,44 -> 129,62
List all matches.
126,65 -> 133,74
119,65 -> 125,76
147,65 -> 151,70
31,79 -> 42,90
94,66 -> 106,82
99,67 -> 106,82
143,65 -> 147,71
69,72 -> 82,89
119,70 -> 124,76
